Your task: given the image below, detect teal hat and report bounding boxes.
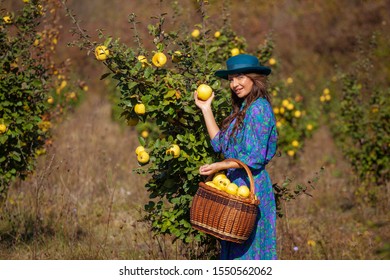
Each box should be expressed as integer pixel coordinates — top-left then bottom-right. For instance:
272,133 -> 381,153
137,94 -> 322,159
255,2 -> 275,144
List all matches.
215,54 -> 271,79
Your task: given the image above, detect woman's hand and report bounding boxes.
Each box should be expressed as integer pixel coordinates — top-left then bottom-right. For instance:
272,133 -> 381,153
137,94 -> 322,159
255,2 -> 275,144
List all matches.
199,160 -> 241,176
194,91 -> 215,112
199,162 -> 223,176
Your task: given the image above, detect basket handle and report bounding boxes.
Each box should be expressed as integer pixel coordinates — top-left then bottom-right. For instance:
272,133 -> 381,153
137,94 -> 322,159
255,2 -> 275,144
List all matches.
206,158 -> 256,200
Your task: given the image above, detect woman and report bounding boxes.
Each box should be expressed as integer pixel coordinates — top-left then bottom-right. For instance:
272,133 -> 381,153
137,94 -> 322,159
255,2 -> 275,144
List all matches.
194,54 -> 278,260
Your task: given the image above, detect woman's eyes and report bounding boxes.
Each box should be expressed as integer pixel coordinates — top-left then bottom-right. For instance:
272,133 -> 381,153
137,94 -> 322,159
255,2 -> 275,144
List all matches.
229,75 -> 245,82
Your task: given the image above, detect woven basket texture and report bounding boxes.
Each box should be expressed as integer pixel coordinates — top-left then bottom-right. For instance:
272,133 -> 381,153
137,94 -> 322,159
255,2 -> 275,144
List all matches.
190,159 -> 260,243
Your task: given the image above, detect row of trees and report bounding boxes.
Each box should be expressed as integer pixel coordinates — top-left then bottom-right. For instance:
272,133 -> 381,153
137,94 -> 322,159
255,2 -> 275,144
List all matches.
0,0 -> 85,202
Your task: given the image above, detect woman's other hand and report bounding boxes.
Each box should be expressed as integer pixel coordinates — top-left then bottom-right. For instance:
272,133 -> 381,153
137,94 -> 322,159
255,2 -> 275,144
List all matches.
194,91 -> 215,112
194,90 -> 220,140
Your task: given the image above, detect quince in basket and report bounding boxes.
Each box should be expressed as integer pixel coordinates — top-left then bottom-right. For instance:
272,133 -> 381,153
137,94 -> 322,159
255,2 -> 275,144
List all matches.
212,173 -> 230,191
225,183 -> 238,195
237,185 -> 250,198
206,173 -> 251,198
205,181 -> 223,191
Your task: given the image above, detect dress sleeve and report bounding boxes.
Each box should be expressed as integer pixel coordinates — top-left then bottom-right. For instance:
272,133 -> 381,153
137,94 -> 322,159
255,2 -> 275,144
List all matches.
236,99 -> 277,170
210,130 -> 223,153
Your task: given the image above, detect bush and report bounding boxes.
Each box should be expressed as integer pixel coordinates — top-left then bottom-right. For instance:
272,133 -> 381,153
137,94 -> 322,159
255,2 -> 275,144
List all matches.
0,0 -> 84,202
329,33 -> 389,203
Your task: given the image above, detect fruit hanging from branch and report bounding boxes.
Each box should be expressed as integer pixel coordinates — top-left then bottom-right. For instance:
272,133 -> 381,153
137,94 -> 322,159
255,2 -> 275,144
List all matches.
95,45 -> 109,61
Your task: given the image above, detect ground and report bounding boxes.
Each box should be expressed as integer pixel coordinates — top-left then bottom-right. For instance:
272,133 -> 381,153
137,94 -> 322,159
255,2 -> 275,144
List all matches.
1,86 -> 388,260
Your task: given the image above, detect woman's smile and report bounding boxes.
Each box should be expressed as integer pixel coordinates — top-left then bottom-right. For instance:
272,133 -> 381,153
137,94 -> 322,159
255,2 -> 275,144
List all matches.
229,74 -> 254,98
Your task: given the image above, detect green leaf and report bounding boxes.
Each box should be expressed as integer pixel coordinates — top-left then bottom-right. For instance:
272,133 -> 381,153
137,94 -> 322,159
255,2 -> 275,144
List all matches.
138,136 -> 146,146
127,81 -> 138,90
104,37 -> 113,47
164,90 -> 176,99
185,236 -> 192,243
100,72 -> 111,80
144,67 -> 153,78
208,46 -> 218,53
11,152 -> 21,162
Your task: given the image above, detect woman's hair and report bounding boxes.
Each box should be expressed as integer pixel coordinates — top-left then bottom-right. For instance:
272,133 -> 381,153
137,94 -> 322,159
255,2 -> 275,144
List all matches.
221,73 -> 271,137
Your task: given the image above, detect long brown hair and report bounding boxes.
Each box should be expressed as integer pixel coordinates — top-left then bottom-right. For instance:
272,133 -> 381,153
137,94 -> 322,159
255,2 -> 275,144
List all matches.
221,73 -> 271,137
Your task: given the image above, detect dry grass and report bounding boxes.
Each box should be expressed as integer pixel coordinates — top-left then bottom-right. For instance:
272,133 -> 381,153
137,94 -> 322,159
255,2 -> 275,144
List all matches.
0,88 -> 187,259
270,126 -> 390,259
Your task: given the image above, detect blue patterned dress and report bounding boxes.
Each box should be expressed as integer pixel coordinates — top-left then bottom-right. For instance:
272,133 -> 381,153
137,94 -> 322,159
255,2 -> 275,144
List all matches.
210,97 -> 278,260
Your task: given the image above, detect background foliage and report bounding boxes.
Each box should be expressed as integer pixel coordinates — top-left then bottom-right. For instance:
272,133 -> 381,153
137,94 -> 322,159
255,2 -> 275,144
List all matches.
0,0 -> 84,201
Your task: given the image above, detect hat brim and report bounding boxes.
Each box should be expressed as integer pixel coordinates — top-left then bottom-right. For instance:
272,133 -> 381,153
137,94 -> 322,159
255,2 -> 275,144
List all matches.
214,66 -> 271,80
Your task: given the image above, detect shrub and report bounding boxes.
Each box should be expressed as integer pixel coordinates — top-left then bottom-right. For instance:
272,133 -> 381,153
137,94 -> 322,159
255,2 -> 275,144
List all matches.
0,0 -> 84,202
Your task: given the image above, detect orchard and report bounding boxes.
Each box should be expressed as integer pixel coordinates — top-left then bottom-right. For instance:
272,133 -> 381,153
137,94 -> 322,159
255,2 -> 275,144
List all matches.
0,0 -> 388,261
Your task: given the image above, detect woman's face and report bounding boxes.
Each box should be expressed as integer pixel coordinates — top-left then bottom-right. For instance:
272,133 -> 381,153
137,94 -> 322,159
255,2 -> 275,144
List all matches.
228,74 -> 254,99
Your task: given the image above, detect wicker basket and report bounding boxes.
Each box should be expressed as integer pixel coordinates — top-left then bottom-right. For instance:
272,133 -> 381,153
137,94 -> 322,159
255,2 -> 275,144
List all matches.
190,158 -> 260,244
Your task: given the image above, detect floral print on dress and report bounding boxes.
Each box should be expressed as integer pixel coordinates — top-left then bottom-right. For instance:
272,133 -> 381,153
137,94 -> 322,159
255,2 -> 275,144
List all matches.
211,97 -> 278,260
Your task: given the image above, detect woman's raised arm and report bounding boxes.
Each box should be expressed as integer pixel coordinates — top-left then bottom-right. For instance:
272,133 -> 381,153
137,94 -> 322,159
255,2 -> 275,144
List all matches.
194,91 -> 220,139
